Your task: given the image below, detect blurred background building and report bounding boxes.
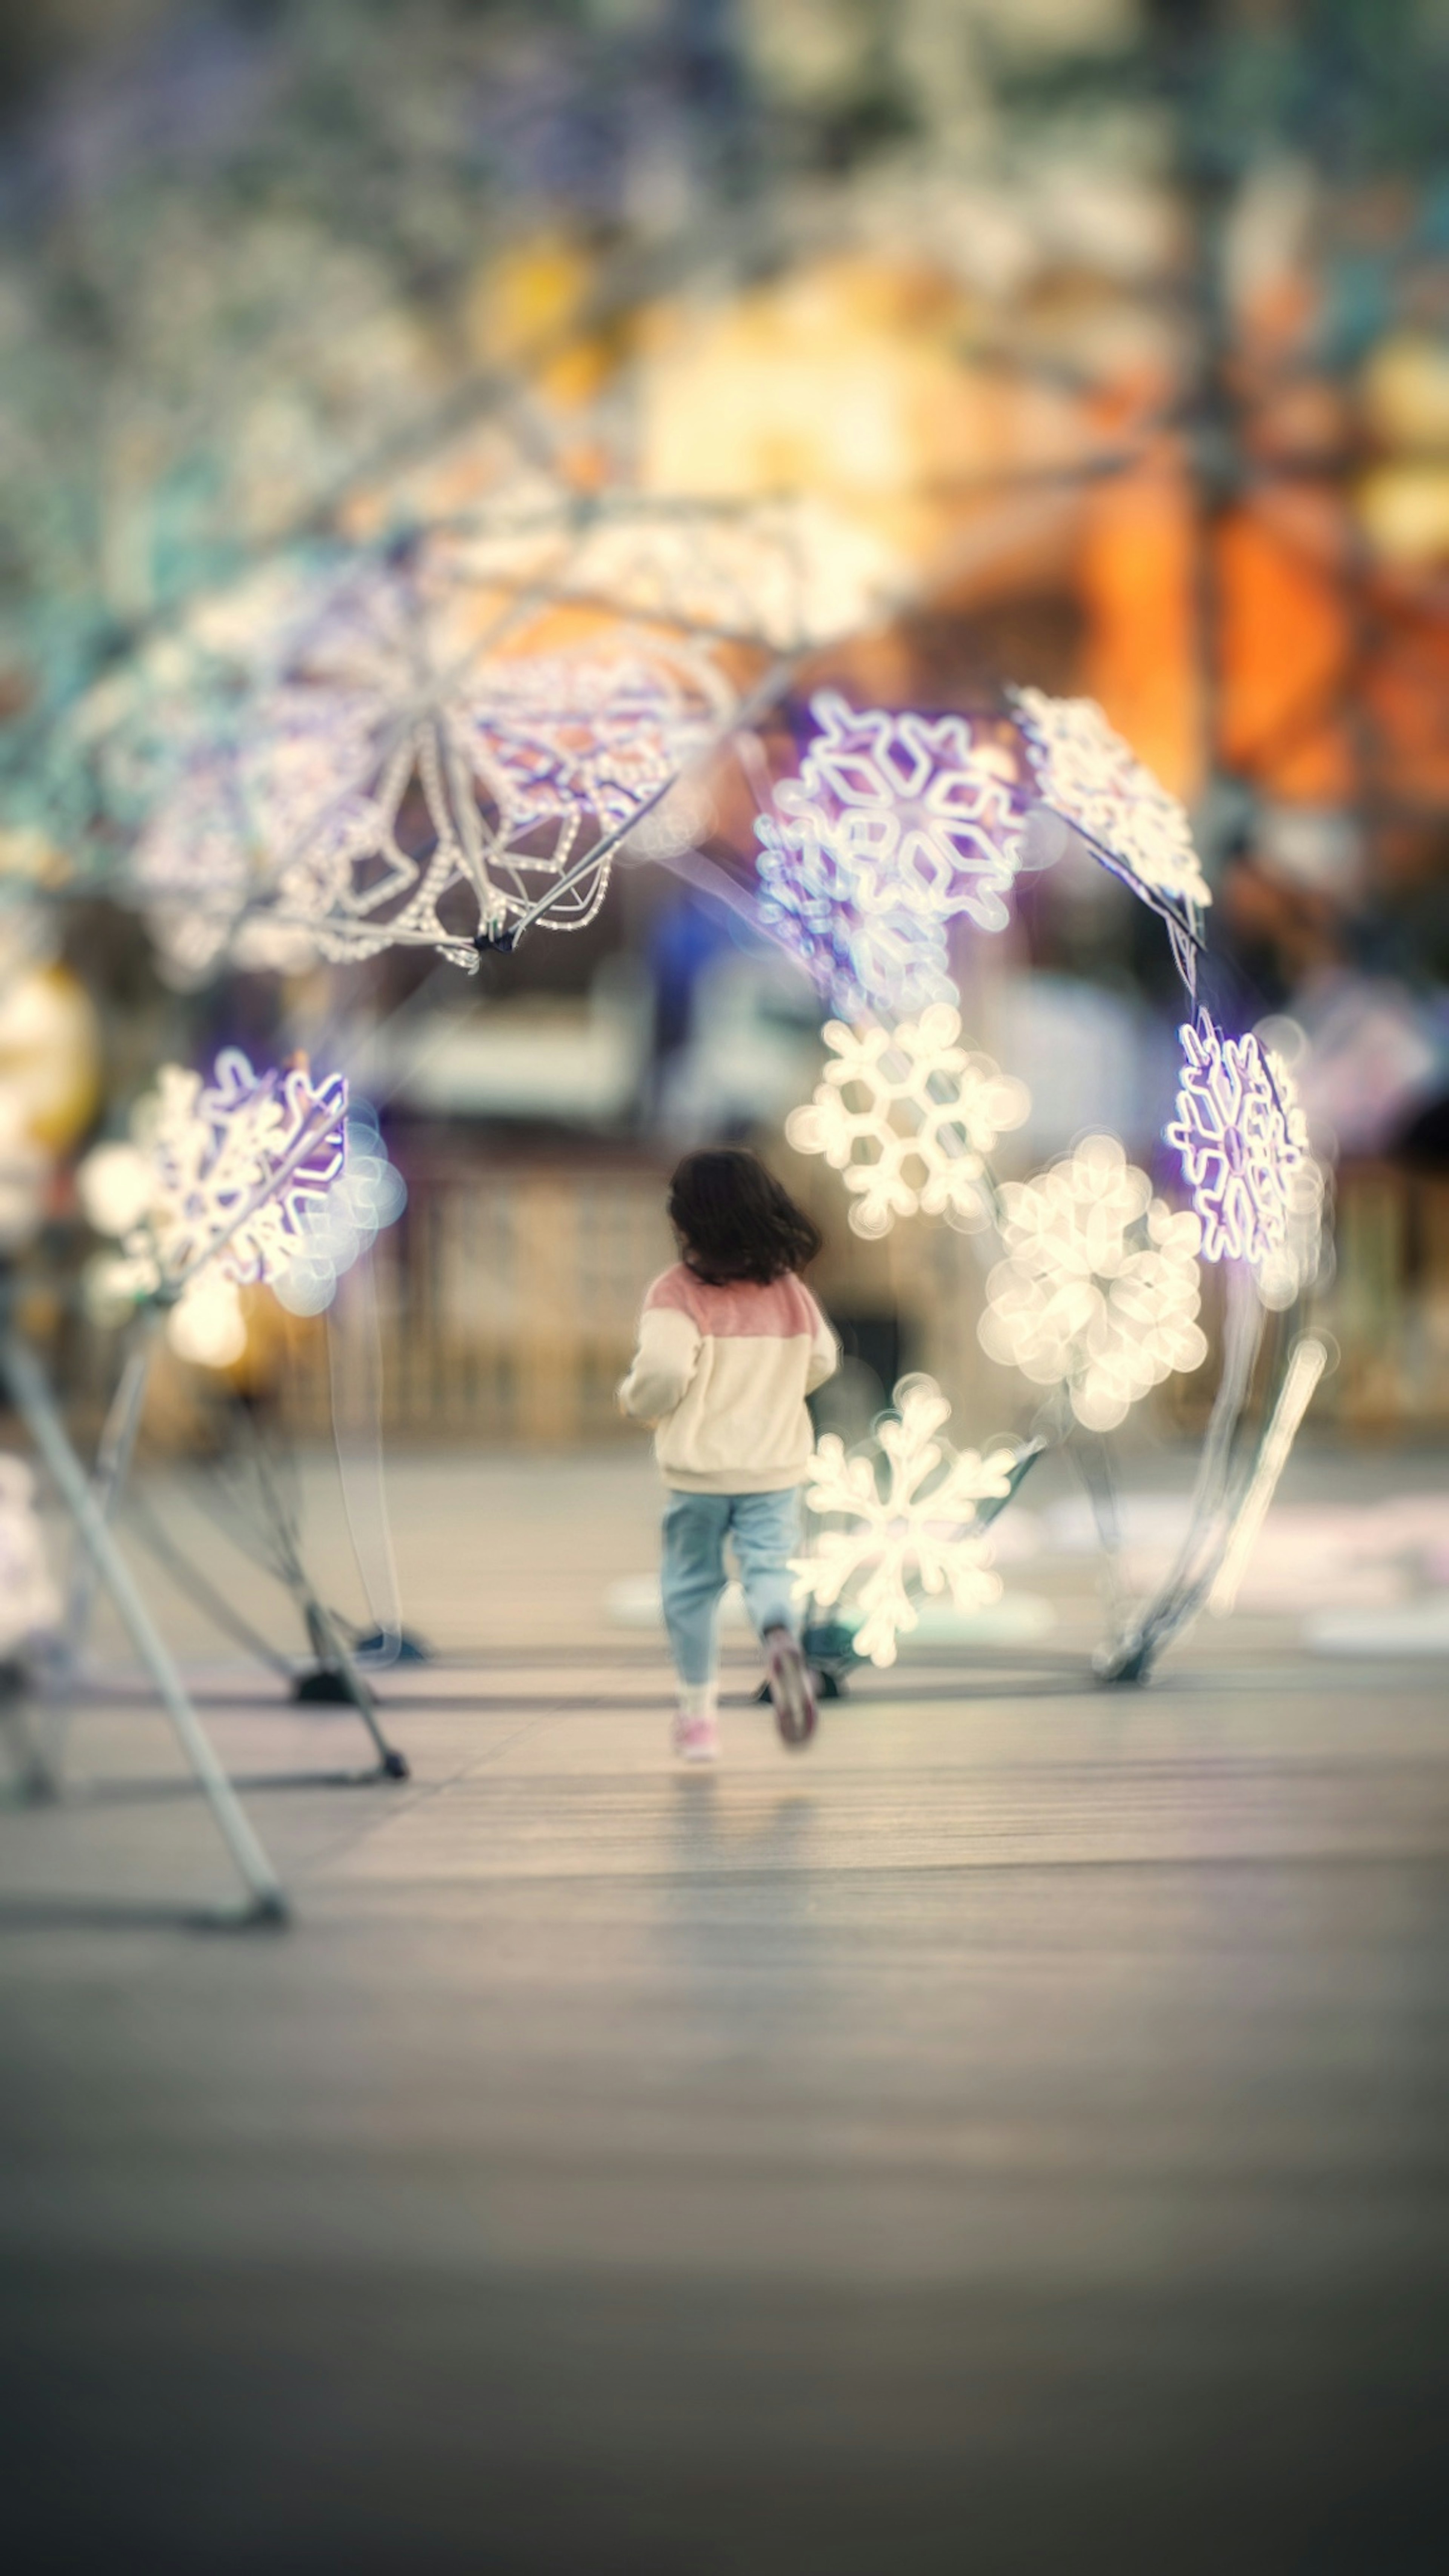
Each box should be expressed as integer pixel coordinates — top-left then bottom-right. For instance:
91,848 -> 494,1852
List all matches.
2,0 -> 1447,1450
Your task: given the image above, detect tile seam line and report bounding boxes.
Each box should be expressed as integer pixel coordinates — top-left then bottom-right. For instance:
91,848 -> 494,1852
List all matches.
293,1701 -> 585,1881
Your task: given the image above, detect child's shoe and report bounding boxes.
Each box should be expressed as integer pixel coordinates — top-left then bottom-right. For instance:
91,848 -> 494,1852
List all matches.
672,1708 -> 720,1763
764,1625 -> 817,1749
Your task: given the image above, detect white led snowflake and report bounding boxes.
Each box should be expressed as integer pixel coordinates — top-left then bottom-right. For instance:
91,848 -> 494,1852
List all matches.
1165,1010 -> 1314,1275
979,1133 -> 1208,1432
792,1375 -> 1017,1669
1011,687 -> 1212,917
80,1048 -> 346,1304
0,1455 -> 60,1657
762,687 -> 1025,929
112,558 -> 735,977
785,1005 -> 1030,1239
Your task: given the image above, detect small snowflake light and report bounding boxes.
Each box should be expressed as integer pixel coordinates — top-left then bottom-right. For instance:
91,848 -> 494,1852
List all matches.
271,1104 -> 407,1316
785,1004 -> 1030,1239
1166,1011 -> 1316,1284
1011,686 -> 1212,921
755,806 -> 954,1021
79,1048 -> 347,1363
979,1132 -> 1208,1432
792,1375 -> 1017,1669
0,1455 -> 61,1657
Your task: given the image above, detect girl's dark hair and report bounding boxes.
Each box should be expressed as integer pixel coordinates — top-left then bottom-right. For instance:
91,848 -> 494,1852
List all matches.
668,1148 -> 822,1286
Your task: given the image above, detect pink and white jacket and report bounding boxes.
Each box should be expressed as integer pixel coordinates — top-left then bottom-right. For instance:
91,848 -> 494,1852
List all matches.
618,1264 -> 839,1493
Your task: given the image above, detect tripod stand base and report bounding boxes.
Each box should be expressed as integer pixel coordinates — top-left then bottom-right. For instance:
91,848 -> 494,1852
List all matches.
288,1666 -> 410,1777
354,1628 -> 431,1664
292,1663 -> 360,1705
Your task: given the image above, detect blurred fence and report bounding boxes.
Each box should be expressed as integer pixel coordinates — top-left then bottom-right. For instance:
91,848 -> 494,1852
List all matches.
273,1151 -> 676,1446
255,1150 -> 1449,1448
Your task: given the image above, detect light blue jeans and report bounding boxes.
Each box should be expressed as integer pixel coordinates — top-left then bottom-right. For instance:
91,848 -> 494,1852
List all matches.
660,1487 -> 803,1687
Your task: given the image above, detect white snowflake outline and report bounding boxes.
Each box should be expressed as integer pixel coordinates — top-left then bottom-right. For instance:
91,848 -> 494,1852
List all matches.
119,560 -> 735,976
109,1048 -> 348,1295
978,1132 -> 1208,1432
792,1376 -> 1018,1669
1010,685 -> 1212,921
784,1004 -> 1030,1239
1165,1009 -> 1311,1269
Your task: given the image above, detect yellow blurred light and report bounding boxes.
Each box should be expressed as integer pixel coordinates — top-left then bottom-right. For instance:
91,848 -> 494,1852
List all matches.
637,254 -> 1095,587
1358,464 -> 1449,564
1363,335 -> 1449,454
466,234 -> 595,369
0,963 -> 102,1155
166,1273 -> 248,1371
76,1141 -> 154,1240
0,827 -> 71,887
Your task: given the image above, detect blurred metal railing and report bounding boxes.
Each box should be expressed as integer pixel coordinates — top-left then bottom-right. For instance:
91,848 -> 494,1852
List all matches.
258,1151 -> 1449,1448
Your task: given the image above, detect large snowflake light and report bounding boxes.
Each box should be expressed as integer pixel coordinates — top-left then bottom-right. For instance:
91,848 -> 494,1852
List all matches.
79,1048 -> 346,1363
1011,686 -> 1212,920
104,558 -> 735,977
1166,1011 -> 1316,1285
979,1133 -> 1208,1432
754,689 -> 1026,1017
792,1375 -> 1017,1668
785,1005 -> 1029,1239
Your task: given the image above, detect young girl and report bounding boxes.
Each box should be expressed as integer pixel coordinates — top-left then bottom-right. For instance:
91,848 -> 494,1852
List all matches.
619,1148 -> 839,1762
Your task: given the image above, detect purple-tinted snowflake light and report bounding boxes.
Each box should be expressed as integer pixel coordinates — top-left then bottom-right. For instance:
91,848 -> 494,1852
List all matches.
752,689 -> 1026,1018
1166,1010 -> 1310,1272
115,557 -> 737,976
754,804 -> 954,1022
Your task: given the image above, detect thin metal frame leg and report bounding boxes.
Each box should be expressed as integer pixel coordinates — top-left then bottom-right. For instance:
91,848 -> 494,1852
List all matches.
62,1307 -> 161,1653
0,1330 -> 288,1925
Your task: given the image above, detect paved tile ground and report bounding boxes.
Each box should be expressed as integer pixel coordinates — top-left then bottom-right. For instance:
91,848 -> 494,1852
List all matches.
2,1444 -> 1449,2571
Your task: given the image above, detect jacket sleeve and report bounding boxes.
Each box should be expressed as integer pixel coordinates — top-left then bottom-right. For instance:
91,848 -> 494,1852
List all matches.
804,1295 -> 841,1395
617,1305 -> 702,1423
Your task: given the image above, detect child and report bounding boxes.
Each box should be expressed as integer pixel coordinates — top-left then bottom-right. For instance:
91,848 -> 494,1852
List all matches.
618,1147 -> 839,1762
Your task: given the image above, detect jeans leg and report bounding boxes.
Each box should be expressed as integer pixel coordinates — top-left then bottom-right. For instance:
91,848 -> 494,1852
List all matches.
660,1493 -> 731,1687
728,1488 -> 804,1642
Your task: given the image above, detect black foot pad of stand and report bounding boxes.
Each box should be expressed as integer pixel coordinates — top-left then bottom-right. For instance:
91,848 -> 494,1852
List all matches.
354,1629 -> 431,1664
292,1665 -> 361,1705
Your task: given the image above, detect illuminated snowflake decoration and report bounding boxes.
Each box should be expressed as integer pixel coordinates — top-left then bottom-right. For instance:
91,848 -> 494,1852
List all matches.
80,1049 -> 347,1299
792,1375 -> 1017,1669
979,1133 -> 1208,1433
1165,1011 -> 1316,1286
755,809 -> 954,1021
1011,687 -> 1212,918
109,559 -> 734,977
0,1456 -> 61,1656
272,1104 -> 407,1316
753,689 -> 1030,1016
785,1005 -> 1029,1239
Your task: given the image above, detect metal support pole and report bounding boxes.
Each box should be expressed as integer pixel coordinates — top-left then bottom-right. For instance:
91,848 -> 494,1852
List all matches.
58,1304 -> 163,1693
0,1329 -> 288,1924
328,1259 -> 404,1663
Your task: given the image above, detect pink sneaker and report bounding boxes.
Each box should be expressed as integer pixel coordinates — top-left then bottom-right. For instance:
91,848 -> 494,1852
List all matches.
765,1626 -> 817,1749
672,1710 -> 720,1763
